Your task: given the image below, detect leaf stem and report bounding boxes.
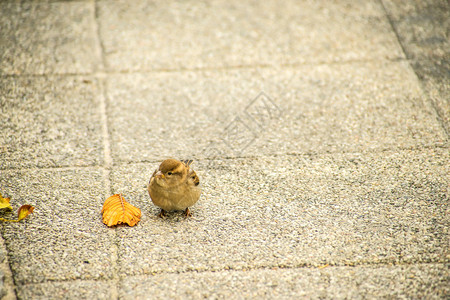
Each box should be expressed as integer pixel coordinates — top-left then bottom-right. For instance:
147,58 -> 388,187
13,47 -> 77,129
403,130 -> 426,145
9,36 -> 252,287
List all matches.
0,218 -> 19,222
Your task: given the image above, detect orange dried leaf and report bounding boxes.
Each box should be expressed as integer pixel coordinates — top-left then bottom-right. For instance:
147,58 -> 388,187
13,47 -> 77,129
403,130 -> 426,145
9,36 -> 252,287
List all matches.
0,193 -> 13,210
17,205 -> 34,221
102,194 -> 141,227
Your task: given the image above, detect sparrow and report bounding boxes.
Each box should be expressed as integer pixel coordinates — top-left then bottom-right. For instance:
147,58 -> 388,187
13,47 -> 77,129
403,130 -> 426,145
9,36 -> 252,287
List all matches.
148,159 -> 201,218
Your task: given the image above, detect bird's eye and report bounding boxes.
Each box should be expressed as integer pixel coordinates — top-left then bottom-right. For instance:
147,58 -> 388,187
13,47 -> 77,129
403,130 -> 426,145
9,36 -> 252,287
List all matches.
167,172 -> 173,176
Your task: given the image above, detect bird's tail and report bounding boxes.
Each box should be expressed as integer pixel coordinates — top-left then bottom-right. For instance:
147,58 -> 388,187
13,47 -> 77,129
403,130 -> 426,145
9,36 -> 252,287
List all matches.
181,159 -> 194,166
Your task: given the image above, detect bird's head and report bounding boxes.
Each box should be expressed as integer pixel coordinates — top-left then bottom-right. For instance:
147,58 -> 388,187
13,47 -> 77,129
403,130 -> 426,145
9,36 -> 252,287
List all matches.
154,159 -> 188,188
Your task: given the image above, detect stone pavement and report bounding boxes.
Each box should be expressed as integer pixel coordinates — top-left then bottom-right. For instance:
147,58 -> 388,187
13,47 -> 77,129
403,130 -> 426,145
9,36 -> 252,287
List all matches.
0,0 -> 448,299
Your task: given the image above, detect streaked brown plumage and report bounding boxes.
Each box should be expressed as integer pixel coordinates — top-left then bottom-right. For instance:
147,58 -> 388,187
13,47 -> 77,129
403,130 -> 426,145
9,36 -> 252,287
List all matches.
148,159 -> 201,217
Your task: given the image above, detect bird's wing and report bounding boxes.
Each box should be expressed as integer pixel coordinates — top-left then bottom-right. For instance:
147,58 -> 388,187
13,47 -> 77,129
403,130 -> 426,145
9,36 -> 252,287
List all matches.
149,169 -> 157,184
188,170 -> 200,186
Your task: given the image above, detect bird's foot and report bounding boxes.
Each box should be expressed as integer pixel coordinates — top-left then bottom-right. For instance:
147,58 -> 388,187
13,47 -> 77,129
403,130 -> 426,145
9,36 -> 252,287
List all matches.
184,208 -> 192,217
158,209 -> 167,218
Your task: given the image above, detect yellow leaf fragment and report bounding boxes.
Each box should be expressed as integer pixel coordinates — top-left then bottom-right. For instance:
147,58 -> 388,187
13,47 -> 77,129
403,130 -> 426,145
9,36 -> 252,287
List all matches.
102,194 -> 141,227
0,193 -> 13,210
0,204 -> 34,223
17,205 -> 34,221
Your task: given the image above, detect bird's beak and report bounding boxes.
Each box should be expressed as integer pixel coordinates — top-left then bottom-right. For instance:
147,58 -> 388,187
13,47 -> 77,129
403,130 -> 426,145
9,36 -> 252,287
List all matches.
155,171 -> 165,179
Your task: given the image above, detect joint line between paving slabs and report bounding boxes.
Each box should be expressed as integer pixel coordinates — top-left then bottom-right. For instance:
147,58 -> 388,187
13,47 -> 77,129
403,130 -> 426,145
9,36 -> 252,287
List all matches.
379,0 -> 409,60
98,43 -> 120,300
13,260 -> 447,286
379,0 -> 449,139
115,260 -> 448,280
1,57 -> 412,79
99,79 -> 112,171
0,234 -> 18,299
408,67 -> 450,139
0,57 -> 409,78
93,0 -> 107,72
117,144 -> 448,168
94,1 -> 119,299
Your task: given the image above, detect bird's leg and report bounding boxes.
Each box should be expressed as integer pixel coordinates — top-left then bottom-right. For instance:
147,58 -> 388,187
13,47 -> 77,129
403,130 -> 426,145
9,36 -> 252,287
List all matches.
158,209 -> 167,218
184,207 -> 192,217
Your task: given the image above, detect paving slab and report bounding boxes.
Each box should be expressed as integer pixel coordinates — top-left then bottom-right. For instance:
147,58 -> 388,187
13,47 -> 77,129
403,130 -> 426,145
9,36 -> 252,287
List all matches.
105,61 -> 445,163
0,168 -> 114,285
17,280 -> 114,300
97,0 -> 404,72
120,263 -> 449,299
109,148 -> 448,276
0,76 -> 103,170
0,1 -> 99,75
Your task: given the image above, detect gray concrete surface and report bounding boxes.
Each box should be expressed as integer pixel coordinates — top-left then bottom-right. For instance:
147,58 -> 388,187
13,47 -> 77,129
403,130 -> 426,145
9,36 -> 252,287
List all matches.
382,0 -> 449,135
0,0 -> 448,299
